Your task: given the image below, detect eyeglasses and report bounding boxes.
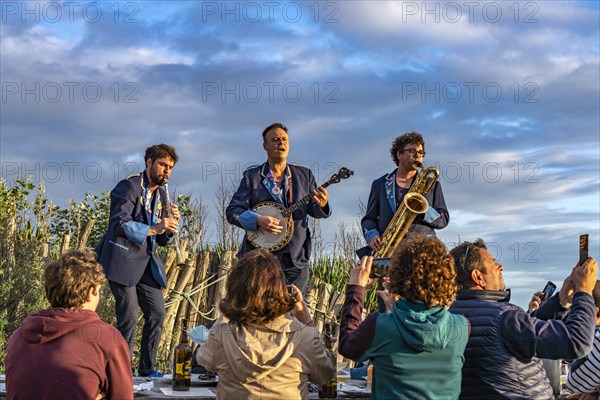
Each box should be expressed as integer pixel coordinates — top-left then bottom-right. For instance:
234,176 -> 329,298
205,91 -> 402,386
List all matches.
460,242 -> 473,273
402,148 -> 426,157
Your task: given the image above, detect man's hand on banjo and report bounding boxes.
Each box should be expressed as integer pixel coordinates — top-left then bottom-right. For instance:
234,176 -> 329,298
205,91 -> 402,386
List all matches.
257,215 -> 283,234
312,187 -> 329,208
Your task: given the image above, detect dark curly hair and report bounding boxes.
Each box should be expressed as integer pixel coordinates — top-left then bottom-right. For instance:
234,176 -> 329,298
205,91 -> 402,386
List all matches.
390,131 -> 425,165
449,239 -> 488,290
44,249 -> 106,308
219,249 -> 295,325
387,234 -> 457,308
144,143 -> 179,164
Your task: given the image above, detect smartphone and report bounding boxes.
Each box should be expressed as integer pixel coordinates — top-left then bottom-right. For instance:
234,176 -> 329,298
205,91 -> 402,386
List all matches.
287,285 -> 295,298
540,281 -> 556,301
369,258 -> 390,279
579,234 -> 589,266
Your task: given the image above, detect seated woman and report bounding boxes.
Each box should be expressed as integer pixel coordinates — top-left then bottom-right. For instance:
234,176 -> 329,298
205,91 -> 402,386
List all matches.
339,234 -> 469,400
195,249 -> 335,400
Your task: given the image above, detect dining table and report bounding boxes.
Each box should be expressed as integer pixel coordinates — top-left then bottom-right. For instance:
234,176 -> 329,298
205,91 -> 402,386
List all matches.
136,375 -> 371,399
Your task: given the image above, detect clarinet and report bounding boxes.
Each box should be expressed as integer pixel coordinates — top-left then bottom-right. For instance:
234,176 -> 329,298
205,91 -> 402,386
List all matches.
163,180 -> 183,264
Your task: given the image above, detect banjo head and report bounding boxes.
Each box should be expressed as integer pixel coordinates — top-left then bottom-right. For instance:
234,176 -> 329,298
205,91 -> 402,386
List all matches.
248,201 -> 293,252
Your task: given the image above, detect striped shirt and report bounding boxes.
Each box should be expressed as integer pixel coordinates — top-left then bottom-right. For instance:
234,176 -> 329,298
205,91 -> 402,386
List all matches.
566,329 -> 600,393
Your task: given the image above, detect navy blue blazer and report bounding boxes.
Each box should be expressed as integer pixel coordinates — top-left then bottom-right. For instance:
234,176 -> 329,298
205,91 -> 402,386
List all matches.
226,162 -> 331,269
361,168 -> 449,245
95,172 -> 172,288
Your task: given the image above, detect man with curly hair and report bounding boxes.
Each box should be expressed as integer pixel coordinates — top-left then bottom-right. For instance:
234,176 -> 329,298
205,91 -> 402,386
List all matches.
360,131 -> 449,255
339,235 -> 469,400
448,239 -> 598,399
6,249 -> 133,400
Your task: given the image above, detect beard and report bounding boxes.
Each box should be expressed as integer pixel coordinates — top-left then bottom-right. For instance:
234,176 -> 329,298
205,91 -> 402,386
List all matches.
150,171 -> 167,186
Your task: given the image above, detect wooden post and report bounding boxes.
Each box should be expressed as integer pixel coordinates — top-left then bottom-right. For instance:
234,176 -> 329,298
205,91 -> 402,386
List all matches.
190,251 -> 213,326
161,260 -> 196,354
209,250 -> 234,321
60,230 -> 71,254
77,218 -> 95,249
305,275 -> 319,320
315,282 -> 332,333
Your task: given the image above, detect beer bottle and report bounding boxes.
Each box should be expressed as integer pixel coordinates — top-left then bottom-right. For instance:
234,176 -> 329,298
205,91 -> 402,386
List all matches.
319,322 -> 338,398
172,318 -> 192,391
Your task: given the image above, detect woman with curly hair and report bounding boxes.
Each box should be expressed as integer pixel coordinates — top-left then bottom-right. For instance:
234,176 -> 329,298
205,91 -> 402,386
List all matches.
195,249 -> 335,400
338,234 -> 469,400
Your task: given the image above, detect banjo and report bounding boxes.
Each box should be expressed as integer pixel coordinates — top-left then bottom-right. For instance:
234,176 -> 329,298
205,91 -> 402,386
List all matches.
246,167 -> 354,251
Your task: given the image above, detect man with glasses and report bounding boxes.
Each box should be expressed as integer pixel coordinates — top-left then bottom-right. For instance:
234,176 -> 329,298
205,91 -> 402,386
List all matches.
361,131 -> 449,254
448,239 -> 598,399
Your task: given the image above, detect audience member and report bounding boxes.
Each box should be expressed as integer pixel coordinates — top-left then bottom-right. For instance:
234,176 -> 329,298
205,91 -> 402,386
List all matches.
566,280 -> 600,398
195,249 -> 335,400
339,235 -> 469,400
6,249 -> 133,400
448,239 -> 597,399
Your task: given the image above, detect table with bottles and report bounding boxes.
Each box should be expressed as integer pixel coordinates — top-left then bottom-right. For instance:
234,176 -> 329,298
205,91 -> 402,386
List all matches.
135,376 -> 370,399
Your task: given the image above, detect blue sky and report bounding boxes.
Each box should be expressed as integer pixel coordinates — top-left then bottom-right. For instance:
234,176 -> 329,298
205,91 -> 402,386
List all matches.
1,0 -> 599,308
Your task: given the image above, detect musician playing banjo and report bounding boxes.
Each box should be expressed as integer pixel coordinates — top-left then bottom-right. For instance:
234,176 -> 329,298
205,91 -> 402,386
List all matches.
226,123 -> 331,294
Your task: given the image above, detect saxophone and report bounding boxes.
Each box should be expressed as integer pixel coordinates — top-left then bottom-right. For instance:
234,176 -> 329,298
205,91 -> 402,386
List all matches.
371,162 -> 440,273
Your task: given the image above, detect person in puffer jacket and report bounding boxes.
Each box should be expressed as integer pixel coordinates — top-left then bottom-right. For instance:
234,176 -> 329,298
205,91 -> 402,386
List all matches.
448,238 -> 598,399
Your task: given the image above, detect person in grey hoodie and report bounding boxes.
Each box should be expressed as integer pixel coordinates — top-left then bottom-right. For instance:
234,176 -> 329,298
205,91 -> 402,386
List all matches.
339,235 -> 469,400
195,249 -> 335,400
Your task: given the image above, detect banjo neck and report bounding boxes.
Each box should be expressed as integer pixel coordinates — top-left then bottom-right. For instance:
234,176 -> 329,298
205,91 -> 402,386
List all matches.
283,180 -> 335,217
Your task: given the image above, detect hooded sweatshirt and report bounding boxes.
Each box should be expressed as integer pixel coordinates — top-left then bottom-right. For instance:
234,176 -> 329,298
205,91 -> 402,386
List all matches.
339,285 -> 469,400
6,308 -> 133,400
196,313 -> 335,400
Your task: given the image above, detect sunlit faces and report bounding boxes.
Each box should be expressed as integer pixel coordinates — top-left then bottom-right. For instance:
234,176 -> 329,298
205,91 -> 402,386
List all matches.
146,157 -> 175,186
263,127 -> 289,162
397,144 -> 425,171
479,250 -> 505,291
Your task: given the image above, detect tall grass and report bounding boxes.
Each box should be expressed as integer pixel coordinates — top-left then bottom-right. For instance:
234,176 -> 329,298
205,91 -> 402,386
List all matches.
0,178 -> 371,371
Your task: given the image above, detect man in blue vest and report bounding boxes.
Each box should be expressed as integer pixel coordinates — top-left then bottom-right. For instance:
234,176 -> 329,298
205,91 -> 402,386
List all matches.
448,239 -> 598,399
226,123 -> 330,294
96,143 -> 180,377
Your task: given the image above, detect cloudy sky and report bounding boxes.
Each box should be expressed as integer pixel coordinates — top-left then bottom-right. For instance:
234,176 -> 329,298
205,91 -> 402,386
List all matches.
1,0 -> 598,308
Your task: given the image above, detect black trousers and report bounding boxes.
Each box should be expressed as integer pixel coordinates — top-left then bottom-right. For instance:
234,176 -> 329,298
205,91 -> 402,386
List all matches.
109,266 -> 165,376
280,253 -> 310,295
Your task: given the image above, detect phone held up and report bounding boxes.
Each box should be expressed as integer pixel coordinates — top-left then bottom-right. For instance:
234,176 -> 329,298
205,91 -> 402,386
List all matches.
540,281 -> 556,302
578,234 -> 589,267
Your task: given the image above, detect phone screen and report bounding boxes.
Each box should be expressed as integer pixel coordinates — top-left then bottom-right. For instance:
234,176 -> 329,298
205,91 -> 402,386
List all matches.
579,234 -> 589,266
541,281 -> 556,301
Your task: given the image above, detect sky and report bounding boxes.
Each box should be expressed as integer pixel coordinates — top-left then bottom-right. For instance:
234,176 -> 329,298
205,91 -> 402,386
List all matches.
1,0 -> 599,308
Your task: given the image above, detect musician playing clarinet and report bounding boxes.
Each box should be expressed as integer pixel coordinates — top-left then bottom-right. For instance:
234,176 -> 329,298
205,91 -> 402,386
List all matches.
227,123 -> 330,294
95,144 -> 180,377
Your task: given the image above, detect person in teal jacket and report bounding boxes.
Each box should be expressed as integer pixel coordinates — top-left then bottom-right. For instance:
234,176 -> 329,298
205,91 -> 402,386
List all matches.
339,235 -> 469,400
